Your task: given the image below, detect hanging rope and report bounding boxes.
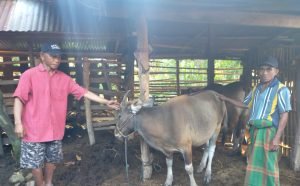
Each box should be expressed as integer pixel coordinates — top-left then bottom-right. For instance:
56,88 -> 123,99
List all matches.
124,137 -> 130,184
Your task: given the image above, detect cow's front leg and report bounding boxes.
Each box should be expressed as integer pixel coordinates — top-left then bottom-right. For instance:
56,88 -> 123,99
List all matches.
183,148 -> 198,186
165,155 -> 173,186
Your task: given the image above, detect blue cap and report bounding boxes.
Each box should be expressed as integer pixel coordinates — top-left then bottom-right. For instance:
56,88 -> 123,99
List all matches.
41,43 -> 62,56
259,56 -> 279,68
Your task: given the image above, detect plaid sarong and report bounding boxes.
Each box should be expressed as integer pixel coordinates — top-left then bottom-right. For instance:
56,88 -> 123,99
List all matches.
244,119 -> 280,186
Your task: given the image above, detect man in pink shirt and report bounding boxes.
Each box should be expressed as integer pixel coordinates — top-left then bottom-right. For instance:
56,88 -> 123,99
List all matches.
13,43 -> 120,186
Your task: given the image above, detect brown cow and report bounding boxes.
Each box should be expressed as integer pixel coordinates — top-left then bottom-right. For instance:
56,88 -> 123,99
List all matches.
115,90 -> 246,186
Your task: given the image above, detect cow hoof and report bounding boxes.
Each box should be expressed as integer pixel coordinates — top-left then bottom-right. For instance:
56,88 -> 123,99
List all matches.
164,181 -> 172,186
164,176 -> 173,186
203,177 -> 211,185
203,173 -> 211,184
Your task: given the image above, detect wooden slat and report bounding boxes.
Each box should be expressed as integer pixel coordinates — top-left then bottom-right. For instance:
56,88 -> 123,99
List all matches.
80,105 -> 111,111
0,61 -> 30,65
90,77 -> 122,84
0,80 -> 18,85
89,88 -> 123,97
94,126 -> 115,131
93,120 -> 116,127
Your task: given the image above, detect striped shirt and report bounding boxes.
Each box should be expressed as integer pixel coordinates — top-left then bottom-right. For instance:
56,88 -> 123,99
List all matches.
243,77 -> 292,128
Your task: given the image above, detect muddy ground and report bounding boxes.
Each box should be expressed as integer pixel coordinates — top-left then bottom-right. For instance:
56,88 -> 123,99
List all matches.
1,128 -> 299,186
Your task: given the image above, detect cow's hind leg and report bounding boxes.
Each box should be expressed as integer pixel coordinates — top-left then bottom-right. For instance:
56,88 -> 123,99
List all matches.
203,132 -> 219,184
197,141 -> 209,173
182,147 -> 198,186
165,154 -> 173,186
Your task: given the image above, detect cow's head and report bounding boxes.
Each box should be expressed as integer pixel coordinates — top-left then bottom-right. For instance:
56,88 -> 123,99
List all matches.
114,90 -> 139,140
114,90 -> 155,141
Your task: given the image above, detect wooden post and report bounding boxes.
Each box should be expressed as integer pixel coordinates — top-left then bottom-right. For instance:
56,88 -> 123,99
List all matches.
0,131 -> 3,156
291,61 -> 300,170
207,25 -> 214,85
102,63 -> 112,100
34,57 -> 40,66
28,40 -> 35,67
135,15 -> 152,180
75,57 -> 84,115
123,36 -> 136,99
241,56 -> 253,92
176,59 -> 180,95
83,58 -> 95,145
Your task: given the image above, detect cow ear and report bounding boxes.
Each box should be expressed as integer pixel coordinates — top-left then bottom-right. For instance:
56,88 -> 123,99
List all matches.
143,96 -> 154,107
131,99 -> 142,114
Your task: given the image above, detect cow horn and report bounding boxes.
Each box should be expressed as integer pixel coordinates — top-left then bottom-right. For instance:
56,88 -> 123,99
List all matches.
121,90 -> 131,107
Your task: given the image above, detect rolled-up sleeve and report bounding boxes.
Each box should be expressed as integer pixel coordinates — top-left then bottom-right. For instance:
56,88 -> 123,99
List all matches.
243,91 -> 252,106
13,72 -> 32,104
68,78 -> 87,100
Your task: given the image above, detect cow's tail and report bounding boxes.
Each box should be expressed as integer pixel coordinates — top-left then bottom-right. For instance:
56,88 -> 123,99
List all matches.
221,102 -> 228,145
217,93 -> 248,109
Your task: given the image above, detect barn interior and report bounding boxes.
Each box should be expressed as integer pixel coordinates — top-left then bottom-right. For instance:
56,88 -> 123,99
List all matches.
0,0 -> 300,171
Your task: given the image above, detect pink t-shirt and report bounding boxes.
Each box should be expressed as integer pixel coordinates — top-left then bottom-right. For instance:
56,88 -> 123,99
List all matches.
13,64 -> 87,142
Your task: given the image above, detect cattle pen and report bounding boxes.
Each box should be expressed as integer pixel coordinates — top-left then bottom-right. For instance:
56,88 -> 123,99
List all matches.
0,0 -> 300,182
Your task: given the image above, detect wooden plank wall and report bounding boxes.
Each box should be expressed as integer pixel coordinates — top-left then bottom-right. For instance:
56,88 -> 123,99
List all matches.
83,57 -> 124,132
0,56 -> 31,116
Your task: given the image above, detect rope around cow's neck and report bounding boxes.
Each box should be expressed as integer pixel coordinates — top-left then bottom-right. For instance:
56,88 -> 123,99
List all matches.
124,137 -> 130,184
116,114 -> 135,138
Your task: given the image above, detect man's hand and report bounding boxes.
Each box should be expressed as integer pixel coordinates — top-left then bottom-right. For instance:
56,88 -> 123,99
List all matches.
15,124 -> 25,138
106,100 -> 120,110
269,137 -> 280,151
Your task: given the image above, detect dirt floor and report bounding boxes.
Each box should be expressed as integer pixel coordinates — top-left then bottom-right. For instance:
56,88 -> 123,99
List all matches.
1,128 -> 300,186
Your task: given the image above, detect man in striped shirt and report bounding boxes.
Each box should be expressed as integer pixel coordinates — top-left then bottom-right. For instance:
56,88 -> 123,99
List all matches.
243,56 -> 292,186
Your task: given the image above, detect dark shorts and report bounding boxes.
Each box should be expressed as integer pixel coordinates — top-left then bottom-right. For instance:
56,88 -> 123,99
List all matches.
20,140 -> 63,169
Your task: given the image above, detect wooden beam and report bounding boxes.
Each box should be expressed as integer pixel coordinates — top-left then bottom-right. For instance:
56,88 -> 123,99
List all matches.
83,59 -> 95,145
107,3 -> 300,28
0,31 -> 125,40
148,10 -> 300,28
0,50 -> 121,58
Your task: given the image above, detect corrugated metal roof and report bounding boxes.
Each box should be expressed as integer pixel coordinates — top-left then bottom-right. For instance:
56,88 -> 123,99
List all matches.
0,0 -> 125,34
0,0 -> 125,53
0,0 -> 62,32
